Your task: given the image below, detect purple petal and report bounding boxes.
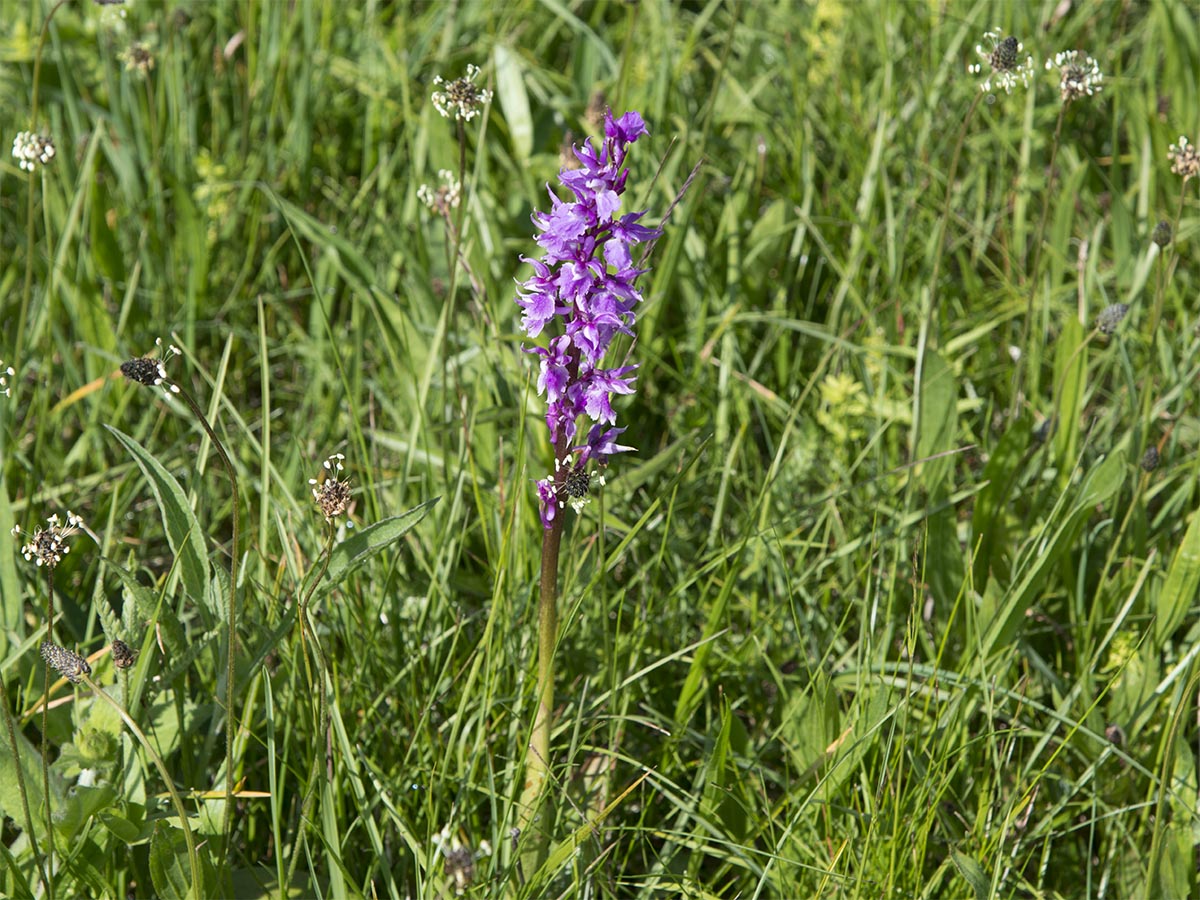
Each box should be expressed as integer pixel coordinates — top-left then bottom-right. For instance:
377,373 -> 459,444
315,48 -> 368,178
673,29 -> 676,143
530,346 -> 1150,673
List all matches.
606,111 -> 648,144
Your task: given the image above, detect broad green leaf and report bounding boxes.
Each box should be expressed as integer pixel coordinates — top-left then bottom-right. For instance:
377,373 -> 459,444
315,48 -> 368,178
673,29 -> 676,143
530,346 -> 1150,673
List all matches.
673,573 -> 736,726
0,478 -> 21,632
0,841 -> 36,898
1156,504 -> 1200,642
1052,317 -> 1085,477
926,505 -> 965,612
268,192 -> 375,295
981,450 -> 1126,657
815,687 -> 894,804
493,45 -> 532,162
54,784 -> 117,840
0,727 -> 50,835
167,172 -> 209,313
701,695 -> 748,840
105,426 -> 211,608
916,349 -> 957,494
951,850 -> 990,900
149,822 -> 192,900
89,176 -> 125,283
782,672 -> 841,778
303,498 -> 439,598
1156,736 -> 1198,899
971,415 -> 1033,590
99,809 -> 145,843
229,866 -> 315,899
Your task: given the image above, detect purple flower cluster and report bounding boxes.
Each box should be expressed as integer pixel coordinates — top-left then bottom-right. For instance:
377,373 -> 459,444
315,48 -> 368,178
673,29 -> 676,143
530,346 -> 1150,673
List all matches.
517,110 -> 659,528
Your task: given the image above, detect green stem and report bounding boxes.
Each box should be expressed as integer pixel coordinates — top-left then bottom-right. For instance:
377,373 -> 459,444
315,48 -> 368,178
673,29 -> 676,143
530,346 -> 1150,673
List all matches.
15,0 -> 72,375
283,529 -> 336,898
82,675 -> 202,899
910,90 -> 980,508
41,569 -> 57,900
1136,185 -> 1186,468
518,439 -> 567,875
926,91 -> 983,328
1,672 -> 47,896
1010,103 -> 1067,416
170,383 -> 240,877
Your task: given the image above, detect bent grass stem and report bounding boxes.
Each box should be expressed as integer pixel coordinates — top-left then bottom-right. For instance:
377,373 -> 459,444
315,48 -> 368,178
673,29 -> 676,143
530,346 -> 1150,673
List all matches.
81,674 -> 202,899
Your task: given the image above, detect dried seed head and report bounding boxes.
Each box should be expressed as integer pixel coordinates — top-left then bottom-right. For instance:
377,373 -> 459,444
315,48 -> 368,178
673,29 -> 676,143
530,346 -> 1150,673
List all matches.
120,41 -> 155,76
431,64 -> 492,122
120,338 -> 181,396
1168,136 -> 1199,180
993,36 -> 1020,70
310,453 -> 351,522
1141,446 -> 1160,472
434,824 -> 491,896
1096,303 -> 1129,336
41,641 -> 91,684
13,511 -> 84,569
119,358 -> 161,385
1046,51 -> 1103,103
1152,220 -> 1173,248
12,131 -> 56,172
417,169 -> 462,214
1032,417 -> 1055,444
111,639 -> 137,669
967,29 -> 1034,94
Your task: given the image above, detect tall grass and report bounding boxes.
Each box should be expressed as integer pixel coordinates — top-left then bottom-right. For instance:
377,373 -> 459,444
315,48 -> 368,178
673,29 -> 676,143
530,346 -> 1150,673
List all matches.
1,1 -> 1198,897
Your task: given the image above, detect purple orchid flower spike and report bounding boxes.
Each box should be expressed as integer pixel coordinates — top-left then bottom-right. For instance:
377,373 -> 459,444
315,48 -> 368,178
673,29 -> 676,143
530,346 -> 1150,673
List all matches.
516,109 -> 659,528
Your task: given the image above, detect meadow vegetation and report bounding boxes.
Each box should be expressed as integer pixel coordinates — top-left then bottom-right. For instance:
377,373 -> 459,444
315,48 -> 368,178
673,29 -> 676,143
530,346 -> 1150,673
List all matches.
2,0 -> 1199,897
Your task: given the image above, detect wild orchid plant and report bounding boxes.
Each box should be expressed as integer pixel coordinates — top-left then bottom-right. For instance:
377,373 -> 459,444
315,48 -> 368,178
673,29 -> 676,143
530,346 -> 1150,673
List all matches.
515,109 -> 659,845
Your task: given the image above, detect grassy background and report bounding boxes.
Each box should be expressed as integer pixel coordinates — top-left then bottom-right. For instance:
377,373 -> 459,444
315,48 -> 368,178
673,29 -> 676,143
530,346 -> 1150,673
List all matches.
2,0 -> 1199,897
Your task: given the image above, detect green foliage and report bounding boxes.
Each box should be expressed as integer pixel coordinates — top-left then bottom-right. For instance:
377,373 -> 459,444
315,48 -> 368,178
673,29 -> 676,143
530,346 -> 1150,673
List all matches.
1,0 -> 1199,897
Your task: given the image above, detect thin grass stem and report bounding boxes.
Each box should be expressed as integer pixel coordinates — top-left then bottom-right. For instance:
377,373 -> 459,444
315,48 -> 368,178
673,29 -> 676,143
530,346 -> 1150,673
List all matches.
1011,104 -> 1067,415
168,382 -> 240,879
283,528 -> 336,898
40,568 -> 57,900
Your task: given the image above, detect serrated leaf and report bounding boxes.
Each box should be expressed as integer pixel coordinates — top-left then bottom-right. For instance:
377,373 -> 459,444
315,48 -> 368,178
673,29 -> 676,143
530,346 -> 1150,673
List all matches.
106,426 -> 211,608
303,498 -> 438,598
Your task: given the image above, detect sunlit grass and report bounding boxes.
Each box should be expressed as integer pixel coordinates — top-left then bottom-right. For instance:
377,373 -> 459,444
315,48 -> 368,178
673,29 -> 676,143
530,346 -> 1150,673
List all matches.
1,1 -> 1198,897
